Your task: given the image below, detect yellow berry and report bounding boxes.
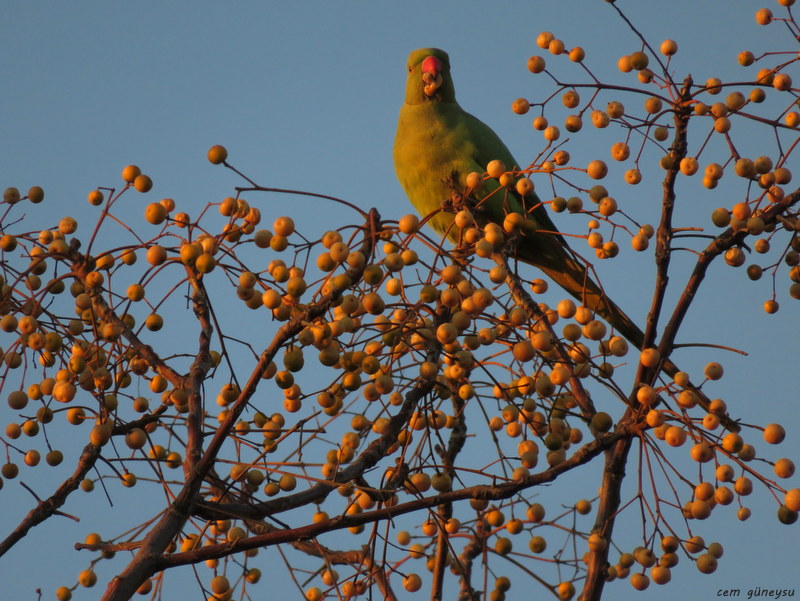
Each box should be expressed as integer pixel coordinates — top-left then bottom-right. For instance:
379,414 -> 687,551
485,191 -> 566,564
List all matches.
274,216 -> 295,237
121,164 -> 141,183
587,160 -> 608,179
27,186 -> 44,203
486,160 -> 506,179
755,8 -> 773,25
528,56 -> 546,73
207,144 -> 228,164
133,174 -> 153,193
145,203 -> 167,225
660,39 -> 678,56
512,98 -> 530,115
764,423 -> 786,444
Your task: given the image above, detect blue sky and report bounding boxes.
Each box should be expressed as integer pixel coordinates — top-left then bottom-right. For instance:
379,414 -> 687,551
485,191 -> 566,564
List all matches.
2,1 -> 798,600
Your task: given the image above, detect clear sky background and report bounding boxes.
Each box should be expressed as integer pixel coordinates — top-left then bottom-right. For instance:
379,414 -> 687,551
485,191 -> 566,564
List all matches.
2,1 -> 798,600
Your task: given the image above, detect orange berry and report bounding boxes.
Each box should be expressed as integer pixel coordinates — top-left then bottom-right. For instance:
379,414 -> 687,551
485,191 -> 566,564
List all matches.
207,144 -> 228,164
133,174 -> 153,193
121,164 -> 141,183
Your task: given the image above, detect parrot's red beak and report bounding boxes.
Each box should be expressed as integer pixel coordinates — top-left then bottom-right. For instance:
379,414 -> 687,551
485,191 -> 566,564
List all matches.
421,55 -> 444,96
421,55 -> 442,77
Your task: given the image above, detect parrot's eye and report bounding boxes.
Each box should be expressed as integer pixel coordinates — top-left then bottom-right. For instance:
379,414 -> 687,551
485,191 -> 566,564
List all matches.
408,66 -> 413,72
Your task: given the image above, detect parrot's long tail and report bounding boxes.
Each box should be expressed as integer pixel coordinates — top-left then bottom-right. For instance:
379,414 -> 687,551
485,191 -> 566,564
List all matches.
529,244 -> 646,350
521,239 -> 740,431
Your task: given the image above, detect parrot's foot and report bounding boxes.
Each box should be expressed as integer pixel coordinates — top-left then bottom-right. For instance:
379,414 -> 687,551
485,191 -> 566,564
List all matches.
441,172 -> 486,215
443,191 -> 489,218
450,245 -> 473,267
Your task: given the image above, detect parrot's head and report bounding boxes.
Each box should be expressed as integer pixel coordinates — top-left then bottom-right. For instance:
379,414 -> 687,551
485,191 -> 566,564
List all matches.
404,48 -> 456,105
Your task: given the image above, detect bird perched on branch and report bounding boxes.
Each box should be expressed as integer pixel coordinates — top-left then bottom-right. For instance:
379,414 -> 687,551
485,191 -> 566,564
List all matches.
393,47 -> 738,430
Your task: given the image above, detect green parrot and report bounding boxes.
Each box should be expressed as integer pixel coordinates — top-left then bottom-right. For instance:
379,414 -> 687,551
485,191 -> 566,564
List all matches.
393,48 -> 739,431
393,47 -> 644,349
